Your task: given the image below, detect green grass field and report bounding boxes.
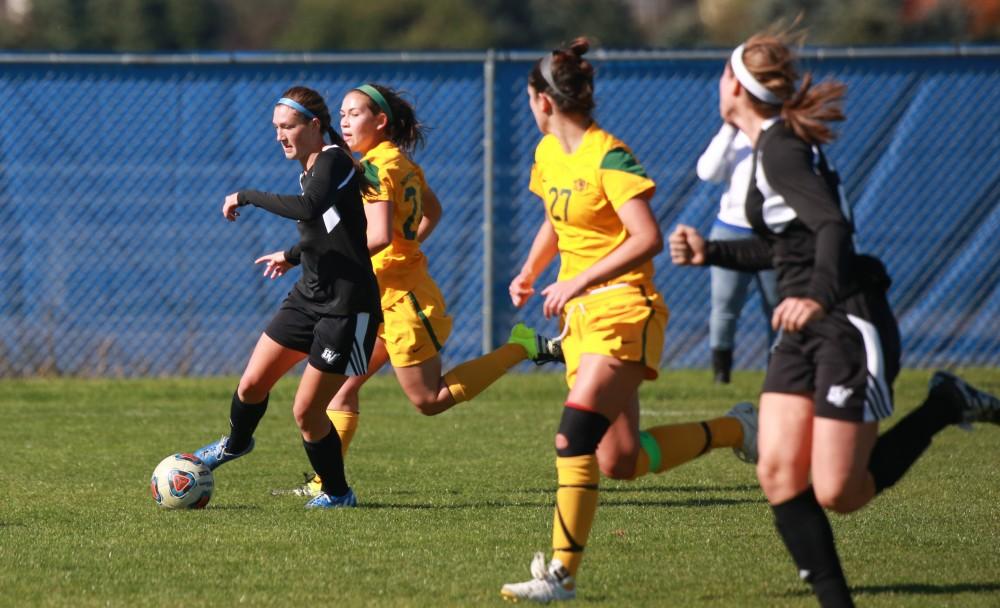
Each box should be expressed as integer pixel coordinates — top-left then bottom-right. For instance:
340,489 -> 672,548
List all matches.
2,369 -> 998,607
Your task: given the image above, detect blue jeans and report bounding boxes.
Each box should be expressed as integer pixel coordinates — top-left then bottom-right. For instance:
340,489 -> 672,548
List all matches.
709,222 -> 780,351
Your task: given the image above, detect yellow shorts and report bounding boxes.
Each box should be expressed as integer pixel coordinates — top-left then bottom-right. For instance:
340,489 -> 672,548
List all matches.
380,280 -> 452,367
560,283 -> 669,388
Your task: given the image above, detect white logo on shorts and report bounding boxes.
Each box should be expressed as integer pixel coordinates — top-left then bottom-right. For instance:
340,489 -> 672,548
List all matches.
321,348 -> 339,364
827,385 -> 854,407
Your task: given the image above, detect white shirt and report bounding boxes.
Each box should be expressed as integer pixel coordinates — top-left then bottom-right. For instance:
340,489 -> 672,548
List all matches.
696,123 -> 754,229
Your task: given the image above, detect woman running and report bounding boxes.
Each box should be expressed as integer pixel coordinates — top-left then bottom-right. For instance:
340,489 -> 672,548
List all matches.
294,83 -> 562,496
191,86 -> 380,509
500,38 -> 758,603
670,31 -> 1000,607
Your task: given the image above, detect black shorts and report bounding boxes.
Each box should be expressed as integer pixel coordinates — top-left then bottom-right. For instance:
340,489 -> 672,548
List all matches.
763,289 -> 901,422
264,292 -> 379,376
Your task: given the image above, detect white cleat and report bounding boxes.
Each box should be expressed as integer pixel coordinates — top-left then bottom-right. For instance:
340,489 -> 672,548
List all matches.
930,371 -> 1000,430
501,553 -> 576,603
726,401 -> 759,464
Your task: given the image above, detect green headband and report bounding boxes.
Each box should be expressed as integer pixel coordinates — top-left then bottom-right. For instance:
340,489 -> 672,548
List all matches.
355,84 -> 394,122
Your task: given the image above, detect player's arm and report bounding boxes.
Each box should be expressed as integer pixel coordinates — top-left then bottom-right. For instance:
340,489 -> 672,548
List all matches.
365,200 -> 393,256
582,194 -> 661,285
509,219 -> 559,308
705,236 -> 774,271
761,138 -> 851,312
696,123 -> 738,183
540,192 -> 661,318
416,185 -> 442,243
235,151 -> 347,221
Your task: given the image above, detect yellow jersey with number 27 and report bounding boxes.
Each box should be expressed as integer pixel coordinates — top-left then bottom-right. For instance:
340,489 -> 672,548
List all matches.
529,123 -> 657,288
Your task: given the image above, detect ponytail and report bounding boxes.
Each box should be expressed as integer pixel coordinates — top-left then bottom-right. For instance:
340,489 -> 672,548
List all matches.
780,73 -> 846,145
739,33 -> 846,145
355,83 -> 427,155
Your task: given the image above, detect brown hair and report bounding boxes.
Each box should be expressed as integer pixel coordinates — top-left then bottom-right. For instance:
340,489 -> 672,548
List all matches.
279,85 -> 371,193
529,37 -> 596,117
737,32 -> 846,145
357,83 -> 427,155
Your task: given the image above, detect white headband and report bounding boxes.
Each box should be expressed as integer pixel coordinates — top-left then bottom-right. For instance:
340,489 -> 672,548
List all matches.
730,44 -> 783,105
539,53 -> 569,100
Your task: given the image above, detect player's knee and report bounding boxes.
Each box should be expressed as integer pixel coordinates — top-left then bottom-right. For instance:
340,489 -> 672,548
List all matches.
555,406 -> 610,457
813,483 -> 864,514
599,454 -> 636,480
237,375 -> 270,404
409,393 -> 444,416
291,406 -> 310,431
756,458 -> 788,497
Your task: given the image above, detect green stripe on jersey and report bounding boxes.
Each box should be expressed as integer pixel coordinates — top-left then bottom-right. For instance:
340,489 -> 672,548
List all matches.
600,147 -> 648,177
361,160 -> 381,193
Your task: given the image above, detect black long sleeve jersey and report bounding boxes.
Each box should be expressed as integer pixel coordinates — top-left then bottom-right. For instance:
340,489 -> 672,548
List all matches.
705,120 -> 886,311
237,145 -> 381,317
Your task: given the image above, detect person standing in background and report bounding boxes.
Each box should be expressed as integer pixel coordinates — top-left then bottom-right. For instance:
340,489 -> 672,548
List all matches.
696,122 -> 779,383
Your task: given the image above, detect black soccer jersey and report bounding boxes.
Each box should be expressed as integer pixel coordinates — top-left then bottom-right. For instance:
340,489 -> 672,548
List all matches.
238,145 -> 381,317
706,119 -> 883,311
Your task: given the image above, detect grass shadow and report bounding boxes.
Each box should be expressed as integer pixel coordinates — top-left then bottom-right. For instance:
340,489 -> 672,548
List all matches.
600,496 -> 761,508
777,582 -> 1000,599
333,495 -> 761,510
854,582 -> 1000,596
509,483 -> 760,495
602,483 -> 761,494
352,499 -> 553,510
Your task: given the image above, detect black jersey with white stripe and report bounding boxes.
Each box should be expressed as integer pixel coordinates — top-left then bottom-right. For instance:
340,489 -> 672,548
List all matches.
238,145 -> 380,316
706,120 -> 884,311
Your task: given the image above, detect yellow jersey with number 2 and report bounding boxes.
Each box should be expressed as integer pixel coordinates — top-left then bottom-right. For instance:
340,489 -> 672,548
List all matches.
529,123 -> 657,288
361,140 -> 433,308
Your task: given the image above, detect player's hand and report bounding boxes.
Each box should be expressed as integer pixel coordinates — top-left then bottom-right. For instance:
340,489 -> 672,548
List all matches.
255,251 -> 292,279
772,297 -> 825,332
541,276 -> 587,319
509,272 -> 536,308
669,224 -> 706,266
223,193 -> 241,221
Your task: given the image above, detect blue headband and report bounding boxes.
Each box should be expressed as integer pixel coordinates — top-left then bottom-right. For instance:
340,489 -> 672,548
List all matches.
276,97 -> 316,120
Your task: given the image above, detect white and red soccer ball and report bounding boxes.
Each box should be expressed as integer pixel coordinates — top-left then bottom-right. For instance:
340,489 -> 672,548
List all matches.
150,453 -> 214,509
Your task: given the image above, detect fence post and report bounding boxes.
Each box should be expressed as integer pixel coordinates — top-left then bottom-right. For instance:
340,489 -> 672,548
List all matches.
482,49 -> 495,354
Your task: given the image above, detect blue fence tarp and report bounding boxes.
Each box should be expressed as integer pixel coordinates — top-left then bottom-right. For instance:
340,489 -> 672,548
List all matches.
0,51 -> 997,376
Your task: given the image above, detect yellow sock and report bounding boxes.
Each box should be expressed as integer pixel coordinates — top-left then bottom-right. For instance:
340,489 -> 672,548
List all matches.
443,343 -> 526,403
326,410 -> 359,456
630,417 -> 743,478
552,454 -> 600,580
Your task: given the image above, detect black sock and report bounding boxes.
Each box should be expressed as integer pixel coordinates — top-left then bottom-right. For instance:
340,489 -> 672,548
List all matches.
868,395 -> 954,493
303,426 -> 348,497
772,488 -> 853,608
226,392 -> 268,454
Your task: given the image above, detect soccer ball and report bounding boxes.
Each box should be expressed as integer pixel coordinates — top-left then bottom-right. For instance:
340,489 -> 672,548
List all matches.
150,453 -> 214,509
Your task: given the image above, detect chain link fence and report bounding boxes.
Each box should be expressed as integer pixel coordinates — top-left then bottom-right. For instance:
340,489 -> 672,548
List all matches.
0,49 -> 997,377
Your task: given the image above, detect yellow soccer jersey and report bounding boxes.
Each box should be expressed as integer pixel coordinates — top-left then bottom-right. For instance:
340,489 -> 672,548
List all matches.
529,124 -> 657,287
361,140 -> 432,307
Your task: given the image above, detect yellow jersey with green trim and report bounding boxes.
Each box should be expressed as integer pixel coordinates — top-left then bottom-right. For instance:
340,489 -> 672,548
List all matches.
361,140 -> 434,307
529,124 -> 657,287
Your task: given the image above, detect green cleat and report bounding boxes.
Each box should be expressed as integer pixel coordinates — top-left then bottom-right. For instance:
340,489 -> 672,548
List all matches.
508,323 -> 564,365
